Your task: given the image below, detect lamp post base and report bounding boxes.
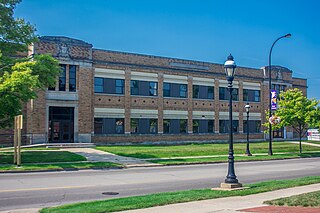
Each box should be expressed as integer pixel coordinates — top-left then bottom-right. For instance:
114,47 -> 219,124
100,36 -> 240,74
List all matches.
220,182 -> 243,189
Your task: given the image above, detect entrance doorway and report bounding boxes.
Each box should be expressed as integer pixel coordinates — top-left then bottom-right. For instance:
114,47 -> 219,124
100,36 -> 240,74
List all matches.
49,107 -> 74,143
273,127 -> 284,138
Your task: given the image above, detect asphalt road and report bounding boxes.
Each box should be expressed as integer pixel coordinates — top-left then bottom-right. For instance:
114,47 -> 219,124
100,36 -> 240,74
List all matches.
0,158 -> 319,211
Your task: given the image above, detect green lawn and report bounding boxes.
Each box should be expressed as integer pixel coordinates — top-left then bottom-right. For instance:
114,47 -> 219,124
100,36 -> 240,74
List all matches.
150,153 -> 320,165
96,142 -> 320,159
0,151 -> 122,171
264,190 -> 320,207
0,151 -> 86,164
40,176 -> 320,213
0,162 -> 122,171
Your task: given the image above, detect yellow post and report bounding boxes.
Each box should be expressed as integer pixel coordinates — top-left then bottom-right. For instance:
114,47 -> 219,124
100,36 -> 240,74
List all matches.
15,115 -> 23,167
13,117 -> 18,164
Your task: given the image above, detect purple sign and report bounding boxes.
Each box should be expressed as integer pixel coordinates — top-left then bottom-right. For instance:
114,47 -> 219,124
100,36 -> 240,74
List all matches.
271,90 -> 277,110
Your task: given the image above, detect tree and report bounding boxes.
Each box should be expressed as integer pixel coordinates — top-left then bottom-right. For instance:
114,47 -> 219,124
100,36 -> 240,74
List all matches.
0,0 -> 60,128
273,88 -> 320,153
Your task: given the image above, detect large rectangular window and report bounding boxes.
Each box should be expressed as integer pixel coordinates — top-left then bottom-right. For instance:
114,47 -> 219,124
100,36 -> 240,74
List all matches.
94,118 -> 124,134
59,65 -> 66,91
219,87 -> 238,101
163,82 -> 188,98
130,118 -> 158,134
193,119 -> 214,133
193,85 -> 214,99
243,120 -> 261,133
130,80 -> 158,96
94,77 -> 125,95
219,120 -> 239,133
163,119 -> 187,134
69,65 -> 76,92
243,89 -> 260,102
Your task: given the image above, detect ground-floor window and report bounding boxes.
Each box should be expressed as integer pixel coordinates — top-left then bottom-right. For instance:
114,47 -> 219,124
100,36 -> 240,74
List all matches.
193,119 -> 214,133
219,120 -> 239,133
94,118 -> 124,134
131,118 -> 158,134
163,119 -> 187,134
243,120 -> 261,133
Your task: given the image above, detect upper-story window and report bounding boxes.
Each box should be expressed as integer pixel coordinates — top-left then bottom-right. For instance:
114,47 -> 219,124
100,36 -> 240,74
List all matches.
59,65 -> 66,91
219,87 -> 238,101
243,89 -> 260,102
69,65 -> 76,92
163,82 -> 188,98
193,85 -> 214,99
94,77 -> 125,95
130,80 -> 158,96
48,64 -> 77,92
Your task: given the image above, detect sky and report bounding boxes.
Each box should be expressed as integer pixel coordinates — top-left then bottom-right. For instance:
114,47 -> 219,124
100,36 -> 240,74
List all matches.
14,0 -> 320,100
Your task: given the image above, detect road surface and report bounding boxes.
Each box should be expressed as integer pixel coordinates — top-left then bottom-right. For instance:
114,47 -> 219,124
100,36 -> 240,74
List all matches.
0,158 -> 319,211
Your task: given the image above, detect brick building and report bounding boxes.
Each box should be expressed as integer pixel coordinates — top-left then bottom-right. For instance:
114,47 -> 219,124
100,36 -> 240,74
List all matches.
2,36 -> 307,145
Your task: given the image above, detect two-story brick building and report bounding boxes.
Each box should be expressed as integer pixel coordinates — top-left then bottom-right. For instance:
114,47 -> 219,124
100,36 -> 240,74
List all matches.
1,36 -> 307,145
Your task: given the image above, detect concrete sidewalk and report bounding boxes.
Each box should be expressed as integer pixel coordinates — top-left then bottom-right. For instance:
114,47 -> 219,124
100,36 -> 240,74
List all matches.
118,183 -> 320,213
63,148 -> 159,167
290,141 -> 320,147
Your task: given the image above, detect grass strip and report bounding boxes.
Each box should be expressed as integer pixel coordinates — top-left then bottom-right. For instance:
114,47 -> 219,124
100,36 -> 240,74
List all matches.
264,190 -> 320,207
0,162 -> 122,172
150,153 -> 320,165
0,151 -> 86,164
40,176 -> 320,213
96,142 -> 320,159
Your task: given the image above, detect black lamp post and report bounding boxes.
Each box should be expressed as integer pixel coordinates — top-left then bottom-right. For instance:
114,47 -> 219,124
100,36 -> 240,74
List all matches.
222,54 -> 241,188
245,103 -> 252,156
268,33 -> 291,156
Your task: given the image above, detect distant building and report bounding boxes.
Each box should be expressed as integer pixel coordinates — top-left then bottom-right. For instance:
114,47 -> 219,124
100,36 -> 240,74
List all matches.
0,36 -> 307,145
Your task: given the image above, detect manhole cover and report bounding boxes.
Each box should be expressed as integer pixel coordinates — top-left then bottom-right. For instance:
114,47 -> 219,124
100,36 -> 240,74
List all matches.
102,192 -> 119,195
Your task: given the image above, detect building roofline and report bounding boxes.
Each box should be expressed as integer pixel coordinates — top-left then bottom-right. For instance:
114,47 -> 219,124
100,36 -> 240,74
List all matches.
93,48 -> 262,72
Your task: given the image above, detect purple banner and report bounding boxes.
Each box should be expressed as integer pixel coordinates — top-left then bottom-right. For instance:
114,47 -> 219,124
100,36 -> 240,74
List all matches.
271,90 -> 277,110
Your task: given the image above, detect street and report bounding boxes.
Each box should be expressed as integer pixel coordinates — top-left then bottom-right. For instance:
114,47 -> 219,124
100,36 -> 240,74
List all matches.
0,158 -> 319,211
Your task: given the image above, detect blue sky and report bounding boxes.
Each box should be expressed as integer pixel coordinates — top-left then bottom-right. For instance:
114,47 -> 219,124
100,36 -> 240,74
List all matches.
15,0 -> 320,100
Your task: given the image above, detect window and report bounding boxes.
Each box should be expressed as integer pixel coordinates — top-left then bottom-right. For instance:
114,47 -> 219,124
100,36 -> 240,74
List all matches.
94,118 -> 124,134
180,84 -> 187,98
193,119 -> 215,133
243,89 -> 260,102
193,85 -> 199,99
243,120 -> 261,133
94,78 -> 124,95
130,118 -> 158,134
219,87 -> 238,101
115,79 -> 124,94
59,65 -> 66,91
163,83 -> 171,97
94,118 -> 103,134
149,82 -> 158,96
94,78 -> 104,93
219,120 -> 239,133
193,85 -> 214,99
130,80 -> 158,96
272,84 -> 286,100
163,119 -> 187,134
163,82 -> 188,98
69,65 -> 76,92
130,80 -> 139,95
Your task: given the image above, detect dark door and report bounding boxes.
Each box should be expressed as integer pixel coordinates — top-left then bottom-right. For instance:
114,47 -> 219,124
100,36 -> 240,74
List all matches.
49,107 -> 74,143
273,127 -> 284,138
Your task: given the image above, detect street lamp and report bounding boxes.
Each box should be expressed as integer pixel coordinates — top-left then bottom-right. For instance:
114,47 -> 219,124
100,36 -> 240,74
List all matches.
245,103 -> 252,156
268,33 -> 291,156
221,54 -> 242,188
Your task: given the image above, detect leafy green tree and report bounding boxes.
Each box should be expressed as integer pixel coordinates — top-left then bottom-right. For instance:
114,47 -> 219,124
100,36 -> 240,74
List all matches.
274,88 -> 320,153
0,0 -> 60,128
